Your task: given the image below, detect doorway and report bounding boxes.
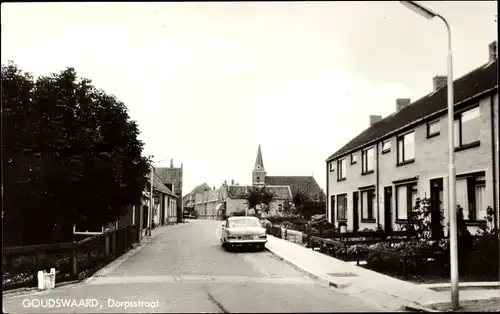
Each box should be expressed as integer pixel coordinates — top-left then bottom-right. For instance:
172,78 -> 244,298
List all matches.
430,178 -> 444,239
384,186 -> 393,234
352,192 -> 359,232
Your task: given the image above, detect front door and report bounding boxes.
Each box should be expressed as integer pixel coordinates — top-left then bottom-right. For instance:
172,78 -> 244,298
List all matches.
430,178 -> 444,239
384,186 -> 393,234
352,192 -> 359,232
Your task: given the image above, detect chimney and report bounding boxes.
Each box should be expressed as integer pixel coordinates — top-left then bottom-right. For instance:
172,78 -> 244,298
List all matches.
489,41 -> 497,62
396,98 -> 411,112
170,159 -> 173,168
231,179 -> 234,185
369,115 -> 382,126
432,76 -> 447,91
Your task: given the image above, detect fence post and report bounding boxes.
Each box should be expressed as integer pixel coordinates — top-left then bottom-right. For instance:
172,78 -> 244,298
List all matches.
72,243 -> 79,280
112,231 -> 117,257
32,253 -> 38,287
344,243 -> 349,261
105,234 -> 110,257
125,226 -> 129,251
402,256 -> 408,280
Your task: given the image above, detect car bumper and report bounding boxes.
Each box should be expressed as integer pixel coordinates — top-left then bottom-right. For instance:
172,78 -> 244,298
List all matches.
226,239 -> 267,245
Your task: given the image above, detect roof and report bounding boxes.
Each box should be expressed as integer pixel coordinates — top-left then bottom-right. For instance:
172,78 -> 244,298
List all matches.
265,176 -> 325,200
255,144 -> 265,170
326,59 -> 498,162
183,183 -> 211,205
227,185 -> 248,199
265,185 -> 292,200
154,167 -> 183,194
149,171 -> 173,195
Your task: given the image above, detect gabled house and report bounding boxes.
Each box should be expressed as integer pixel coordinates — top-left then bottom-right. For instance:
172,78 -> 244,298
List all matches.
154,159 -> 184,223
326,41 -> 499,238
140,169 -> 178,228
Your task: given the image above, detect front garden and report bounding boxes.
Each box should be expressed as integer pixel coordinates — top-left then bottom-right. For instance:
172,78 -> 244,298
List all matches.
264,197 -> 499,285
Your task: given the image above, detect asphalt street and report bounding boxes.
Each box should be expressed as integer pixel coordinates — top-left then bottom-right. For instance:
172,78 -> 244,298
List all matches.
3,220 -> 385,313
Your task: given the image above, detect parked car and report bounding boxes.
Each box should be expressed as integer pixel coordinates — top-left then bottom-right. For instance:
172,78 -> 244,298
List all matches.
220,216 -> 267,251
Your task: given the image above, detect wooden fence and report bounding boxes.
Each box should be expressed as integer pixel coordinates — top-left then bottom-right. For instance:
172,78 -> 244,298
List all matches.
2,225 -> 139,291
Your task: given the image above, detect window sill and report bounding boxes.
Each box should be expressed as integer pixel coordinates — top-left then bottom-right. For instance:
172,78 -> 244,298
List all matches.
397,159 -> 415,167
337,218 -> 347,222
455,141 -> 480,152
381,149 -> 390,154
464,220 -> 486,226
337,178 -> 346,182
426,132 -> 440,139
396,219 -> 412,224
361,219 -> 376,223
362,170 -> 374,176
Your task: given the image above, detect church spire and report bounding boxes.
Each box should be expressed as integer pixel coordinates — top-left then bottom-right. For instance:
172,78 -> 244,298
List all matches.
254,144 -> 265,171
253,144 -> 266,187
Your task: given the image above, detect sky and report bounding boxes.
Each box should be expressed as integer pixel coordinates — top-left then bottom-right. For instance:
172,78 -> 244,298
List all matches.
2,1 -> 497,195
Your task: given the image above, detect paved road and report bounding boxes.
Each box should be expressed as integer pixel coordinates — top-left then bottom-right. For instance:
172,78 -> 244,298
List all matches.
3,220 -> 385,313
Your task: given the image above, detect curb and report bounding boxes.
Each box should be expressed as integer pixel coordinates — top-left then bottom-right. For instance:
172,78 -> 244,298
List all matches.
264,246 -> 338,288
4,225 -> 174,298
264,240 -> 440,313
402,305 -> 442,312
83,226 -> 169,283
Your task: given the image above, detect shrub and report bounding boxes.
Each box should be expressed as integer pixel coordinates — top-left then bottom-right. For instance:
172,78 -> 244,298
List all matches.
305,214 -> 334,234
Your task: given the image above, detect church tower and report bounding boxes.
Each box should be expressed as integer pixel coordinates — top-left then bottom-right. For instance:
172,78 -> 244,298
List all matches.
253,144 -> 266,187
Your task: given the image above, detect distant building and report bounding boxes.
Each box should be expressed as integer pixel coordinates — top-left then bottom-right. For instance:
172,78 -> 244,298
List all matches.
183,183 -> 220,219
154,159 -> 184,223
220,144 -> 325,217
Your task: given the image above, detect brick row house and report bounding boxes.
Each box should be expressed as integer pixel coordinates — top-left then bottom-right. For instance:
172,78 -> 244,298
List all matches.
326,41 -> 498,237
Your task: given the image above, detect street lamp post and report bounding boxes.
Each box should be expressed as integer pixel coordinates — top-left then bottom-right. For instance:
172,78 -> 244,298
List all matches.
400,1 -> 459,310
148,167 -> 153,236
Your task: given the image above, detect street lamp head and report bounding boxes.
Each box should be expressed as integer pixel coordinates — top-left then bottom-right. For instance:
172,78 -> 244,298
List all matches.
400,1 -> 437,20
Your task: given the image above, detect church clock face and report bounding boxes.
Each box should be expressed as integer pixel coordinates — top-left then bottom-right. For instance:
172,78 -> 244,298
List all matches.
257,166 -> 260,170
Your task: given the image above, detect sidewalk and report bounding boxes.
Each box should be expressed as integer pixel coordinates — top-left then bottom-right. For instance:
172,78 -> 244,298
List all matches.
265,235 -> 453,311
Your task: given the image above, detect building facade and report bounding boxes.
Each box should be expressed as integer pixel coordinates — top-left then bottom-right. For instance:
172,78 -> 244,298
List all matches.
326,41 -> 498,237
155,159 -> 184,223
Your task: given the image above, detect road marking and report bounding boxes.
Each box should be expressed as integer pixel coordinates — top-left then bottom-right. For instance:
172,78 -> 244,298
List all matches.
86,275 -> 317,286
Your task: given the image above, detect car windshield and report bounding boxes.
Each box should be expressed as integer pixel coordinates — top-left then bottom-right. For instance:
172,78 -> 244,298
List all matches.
228,218 -> 260,228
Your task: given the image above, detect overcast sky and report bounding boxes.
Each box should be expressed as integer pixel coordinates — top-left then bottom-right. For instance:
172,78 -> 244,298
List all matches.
2,1 -> 497,195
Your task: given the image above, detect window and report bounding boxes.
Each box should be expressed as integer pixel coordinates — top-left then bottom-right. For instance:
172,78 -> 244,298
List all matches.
337,194 -> 347,221
330,195 -> 335,222
337,158 -> 347,180
361,147 -> 374,174
382,140 -> 391,153
427,119 -> 440,137
329,161 -> 335,172
456,173 -> 487,221
278,204 -> 283,212
351,153 -> 357,164
454,107 -> 480,149
360,189 -> 376,221
395,183 -> 418,221
397,131 -> 415,164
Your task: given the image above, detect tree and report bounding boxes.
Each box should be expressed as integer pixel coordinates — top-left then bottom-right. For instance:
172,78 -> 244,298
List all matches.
292,189 -> 326,220
2,61 -> 151,245
244,186 -> 275,217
